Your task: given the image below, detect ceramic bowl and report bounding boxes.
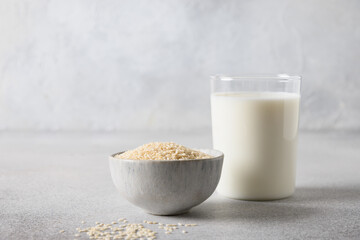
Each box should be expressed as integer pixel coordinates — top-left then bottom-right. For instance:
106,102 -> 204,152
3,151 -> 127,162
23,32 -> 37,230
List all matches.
109,149 -> 223,215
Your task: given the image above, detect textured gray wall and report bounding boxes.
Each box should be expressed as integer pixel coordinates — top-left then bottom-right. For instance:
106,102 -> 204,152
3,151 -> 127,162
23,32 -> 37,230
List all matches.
0,0 -> 359,131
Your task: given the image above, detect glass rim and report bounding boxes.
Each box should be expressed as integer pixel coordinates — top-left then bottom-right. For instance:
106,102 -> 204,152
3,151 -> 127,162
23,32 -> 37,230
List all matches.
211,74 -> 301,82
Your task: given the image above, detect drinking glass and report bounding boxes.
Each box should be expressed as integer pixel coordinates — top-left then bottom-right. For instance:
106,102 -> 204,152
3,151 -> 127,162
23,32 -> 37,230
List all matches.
211,74 -> 301,200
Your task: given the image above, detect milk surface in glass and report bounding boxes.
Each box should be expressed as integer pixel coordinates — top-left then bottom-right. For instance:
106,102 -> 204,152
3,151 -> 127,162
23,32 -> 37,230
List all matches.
211,76 -> 300,200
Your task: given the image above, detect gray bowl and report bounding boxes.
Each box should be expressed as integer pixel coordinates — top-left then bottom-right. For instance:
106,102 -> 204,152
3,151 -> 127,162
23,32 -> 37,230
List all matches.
109,149 -> 223,215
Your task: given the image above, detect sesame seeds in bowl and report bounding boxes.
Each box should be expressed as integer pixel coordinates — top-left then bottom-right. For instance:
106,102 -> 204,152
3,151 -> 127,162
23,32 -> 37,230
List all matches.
114,142 -> 213,161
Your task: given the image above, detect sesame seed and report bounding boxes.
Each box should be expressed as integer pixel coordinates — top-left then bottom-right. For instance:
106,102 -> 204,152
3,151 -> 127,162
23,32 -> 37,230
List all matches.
75,219 -> 196,239
115,142 -> 212,160
59,230 -> 65,233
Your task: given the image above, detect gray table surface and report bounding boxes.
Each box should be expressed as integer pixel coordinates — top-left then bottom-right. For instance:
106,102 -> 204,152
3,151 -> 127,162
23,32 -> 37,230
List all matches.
1,131 -> 359,239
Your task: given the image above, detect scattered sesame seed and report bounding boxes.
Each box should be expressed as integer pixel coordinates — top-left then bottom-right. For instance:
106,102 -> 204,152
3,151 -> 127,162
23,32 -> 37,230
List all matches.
74,219 -> 197,239
59,230 -> 65,233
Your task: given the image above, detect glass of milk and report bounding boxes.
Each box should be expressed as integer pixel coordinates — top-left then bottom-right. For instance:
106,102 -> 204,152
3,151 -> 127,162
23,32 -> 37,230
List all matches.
211,75 -> 301,200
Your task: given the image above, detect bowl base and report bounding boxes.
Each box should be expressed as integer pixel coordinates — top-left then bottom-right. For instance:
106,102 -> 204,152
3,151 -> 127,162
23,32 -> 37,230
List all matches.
145,208 -> 191,216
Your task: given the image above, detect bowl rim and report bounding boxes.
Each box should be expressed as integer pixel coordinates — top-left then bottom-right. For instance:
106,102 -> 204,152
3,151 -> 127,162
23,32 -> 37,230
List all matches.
109,148 -> 224,163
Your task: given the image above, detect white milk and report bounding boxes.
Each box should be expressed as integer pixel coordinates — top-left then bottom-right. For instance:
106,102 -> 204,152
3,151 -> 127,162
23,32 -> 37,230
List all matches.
211,92 -> 300,200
